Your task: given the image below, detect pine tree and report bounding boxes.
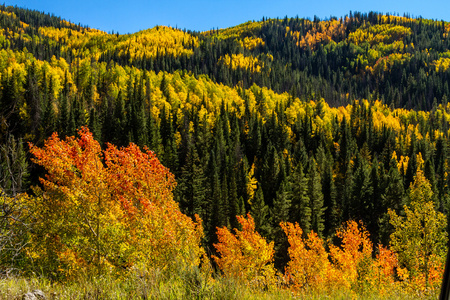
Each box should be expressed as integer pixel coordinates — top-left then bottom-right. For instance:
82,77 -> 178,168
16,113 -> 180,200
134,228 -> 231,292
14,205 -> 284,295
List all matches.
289,163 -> 311,233
147,110 -> 163,157
229,171 -> 244,229
379,156 -> 405,244
111,91 -> 127,146
271,179 -> 292,269
177,135 -> 208,219
209,150 -> 225,240
250,184 -> 270,237
160,110 -> 178,172
24,61 -> 41,140
58,94 -> 70,137
42,92 -> 56,141
88,108 -> 101,143
307,157 -> 325,237
351,154 -> 373,224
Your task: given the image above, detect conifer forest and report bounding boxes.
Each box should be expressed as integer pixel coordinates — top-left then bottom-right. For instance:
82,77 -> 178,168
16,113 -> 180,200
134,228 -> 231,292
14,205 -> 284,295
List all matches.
1,5 -> 450,298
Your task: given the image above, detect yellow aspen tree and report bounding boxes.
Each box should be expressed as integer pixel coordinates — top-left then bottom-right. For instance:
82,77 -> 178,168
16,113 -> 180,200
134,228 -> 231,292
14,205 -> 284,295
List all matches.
388,163 -> 447,291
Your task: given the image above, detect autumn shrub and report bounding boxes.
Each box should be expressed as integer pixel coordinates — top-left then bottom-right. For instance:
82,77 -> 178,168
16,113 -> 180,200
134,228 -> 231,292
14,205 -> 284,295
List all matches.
25,127 -> 204,279
212,213 -> 277,290
281,219 -> 403,297
281,222 -> 335,293
328,220 -> 375,295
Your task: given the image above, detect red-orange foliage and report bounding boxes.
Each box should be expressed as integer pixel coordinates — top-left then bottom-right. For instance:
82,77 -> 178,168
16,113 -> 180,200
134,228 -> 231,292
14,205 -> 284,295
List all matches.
28,127 -> 203,277
374,245 -> 398,283
281,222 -> 333,292
281,220 -> 402,296
213,213 -> 276,287
329,220 -> 373,289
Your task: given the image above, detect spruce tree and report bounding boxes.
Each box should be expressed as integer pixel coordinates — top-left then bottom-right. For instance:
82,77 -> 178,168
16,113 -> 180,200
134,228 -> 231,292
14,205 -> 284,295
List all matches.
289,163 -> 311,233
271,179 -> 291,269
308,157 -> 325,237
250,184 -> 270,237
177,136 -> 207,219
58,94 -> 70,137
88,108 -> 101,143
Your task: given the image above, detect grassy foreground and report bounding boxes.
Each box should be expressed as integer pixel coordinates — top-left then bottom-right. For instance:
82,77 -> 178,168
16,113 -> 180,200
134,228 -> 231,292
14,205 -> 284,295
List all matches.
0,267 -> 441,300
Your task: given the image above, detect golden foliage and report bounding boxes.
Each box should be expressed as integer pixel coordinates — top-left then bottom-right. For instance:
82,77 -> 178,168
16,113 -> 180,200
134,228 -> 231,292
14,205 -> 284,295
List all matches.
240,36 -> 265,50
281,222 -> 335,292
115,26 -> 199,60
329,220 -> 373,289
213,214 -> 276,289
218,53 -> 263,72
348,24 -> 412,46
433,57 -> 450,72
203,20 -> 263,41
295,20 -> 346,50
388,168 -> 447,291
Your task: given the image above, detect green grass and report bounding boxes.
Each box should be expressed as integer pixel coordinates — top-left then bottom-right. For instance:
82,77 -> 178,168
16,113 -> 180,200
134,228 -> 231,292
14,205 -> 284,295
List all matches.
0,268 -> 441,300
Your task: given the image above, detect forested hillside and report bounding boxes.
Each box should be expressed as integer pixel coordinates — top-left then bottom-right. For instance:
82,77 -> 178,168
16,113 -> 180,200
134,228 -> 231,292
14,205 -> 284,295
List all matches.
1,4 -> 450,298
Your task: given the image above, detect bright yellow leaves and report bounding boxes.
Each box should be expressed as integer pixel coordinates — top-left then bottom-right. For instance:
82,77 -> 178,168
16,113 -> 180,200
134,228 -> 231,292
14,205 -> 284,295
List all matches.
39,26 -> 109,60
240,36 -> 265,50
345,23 -> 412,75
246,163 -> 258,202
295,19 -> 346,50
218,53 -> 263,72
0,10 -> 29,38
39,24 -> 198,64
348,24 -> 411,46
433,57 -> 450,72
116,26 -> 199,60
213,214 -> 276,288
371,53 -> 411,75
204,20 -> 263,42
388,168 -> 447,290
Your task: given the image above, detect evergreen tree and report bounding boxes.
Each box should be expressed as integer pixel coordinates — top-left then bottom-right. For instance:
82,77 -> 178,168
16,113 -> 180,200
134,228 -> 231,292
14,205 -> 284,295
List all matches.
24,61 -> 41,141
88,108 -> 101,143
228,171 -> 244,229
58,94 -> 70,137
379,157 -> 406,244
176,134 -> 207,217
289,163 -> 311,233
250,184 -> 270,237
307,157 -> 325,237
147,111 -> 163,157
351,154 -> 373,225
271,179 -> 291,269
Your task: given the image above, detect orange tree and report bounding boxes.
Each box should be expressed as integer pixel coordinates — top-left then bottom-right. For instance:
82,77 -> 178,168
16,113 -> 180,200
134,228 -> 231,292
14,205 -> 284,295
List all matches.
328,220 -> 374,293
212,213 -> 276,289
27,127 -> 203,278
281,220 -> 399,296
281,222 -> 334,292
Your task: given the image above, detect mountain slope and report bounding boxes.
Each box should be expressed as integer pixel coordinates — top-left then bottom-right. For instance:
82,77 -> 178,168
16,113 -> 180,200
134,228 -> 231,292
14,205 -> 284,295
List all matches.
1,5 -> 450,275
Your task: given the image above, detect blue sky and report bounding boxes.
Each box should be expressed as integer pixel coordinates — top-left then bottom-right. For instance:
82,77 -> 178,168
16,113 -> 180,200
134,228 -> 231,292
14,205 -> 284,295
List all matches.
3,0 -> 450,34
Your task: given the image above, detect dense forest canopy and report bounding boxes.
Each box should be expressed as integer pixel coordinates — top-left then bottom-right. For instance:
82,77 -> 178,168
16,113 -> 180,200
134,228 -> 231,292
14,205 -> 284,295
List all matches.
1,4 -> 450,297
